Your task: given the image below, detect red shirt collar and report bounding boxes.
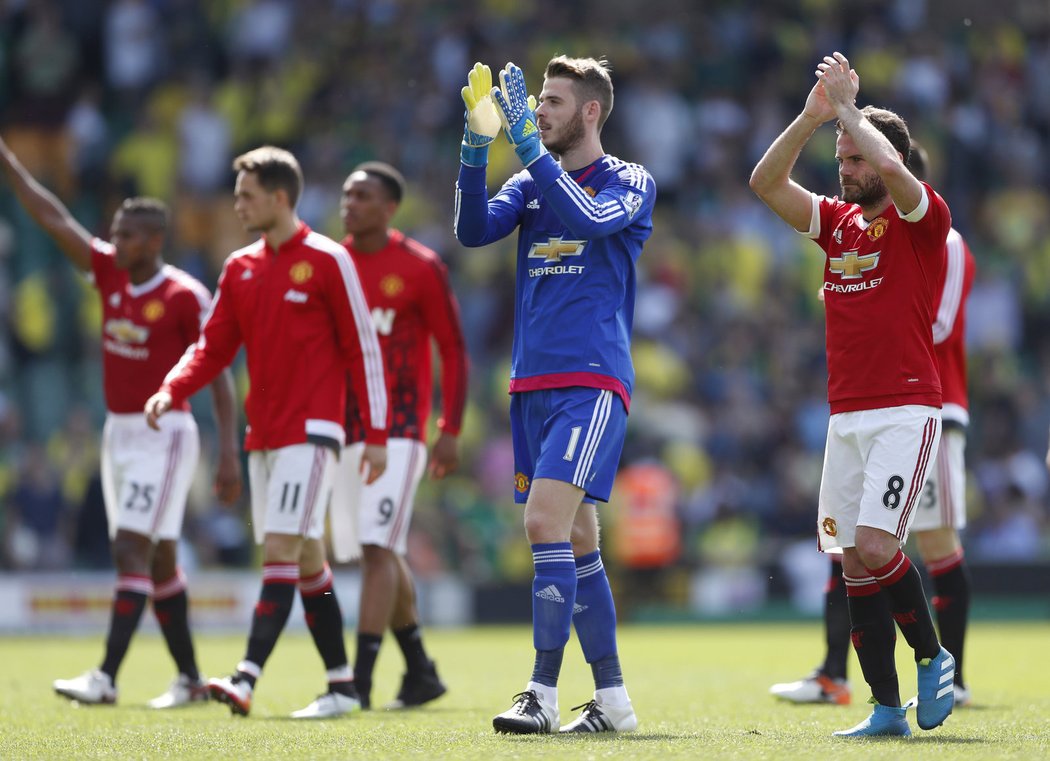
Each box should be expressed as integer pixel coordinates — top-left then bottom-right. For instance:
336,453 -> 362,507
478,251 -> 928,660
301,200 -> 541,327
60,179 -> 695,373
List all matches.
264,221 -> 310,256
342,228 -> 403,255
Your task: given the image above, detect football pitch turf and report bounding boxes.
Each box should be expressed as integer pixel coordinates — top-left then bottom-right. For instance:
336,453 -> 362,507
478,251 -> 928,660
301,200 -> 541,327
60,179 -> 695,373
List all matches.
2,622 -> 1047,759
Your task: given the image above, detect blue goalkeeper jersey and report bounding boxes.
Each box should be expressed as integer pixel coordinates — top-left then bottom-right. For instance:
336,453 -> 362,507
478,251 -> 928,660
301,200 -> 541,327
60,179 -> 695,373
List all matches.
455,151 -> 656,409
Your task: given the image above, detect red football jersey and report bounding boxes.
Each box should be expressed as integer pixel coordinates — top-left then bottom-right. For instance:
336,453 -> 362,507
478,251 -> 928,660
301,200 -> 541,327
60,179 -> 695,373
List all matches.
932,228 -> 975,425
91,239 -> 211,414
342,230 -> 468,443
809,183 -> 950,413
163,223 -> 387,450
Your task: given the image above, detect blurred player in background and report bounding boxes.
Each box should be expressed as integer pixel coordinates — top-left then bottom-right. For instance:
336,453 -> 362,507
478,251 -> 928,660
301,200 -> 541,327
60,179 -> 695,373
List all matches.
0,135 -> 242,708
328,161 -> 467,710
455,57 -> 655,734
145,146 -> 388,719
770,139 -> 976,708
750,53 -> 956,737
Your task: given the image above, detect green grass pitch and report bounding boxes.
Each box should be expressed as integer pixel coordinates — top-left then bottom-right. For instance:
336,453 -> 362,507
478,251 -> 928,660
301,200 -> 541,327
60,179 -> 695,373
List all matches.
2,622 -> 1047,759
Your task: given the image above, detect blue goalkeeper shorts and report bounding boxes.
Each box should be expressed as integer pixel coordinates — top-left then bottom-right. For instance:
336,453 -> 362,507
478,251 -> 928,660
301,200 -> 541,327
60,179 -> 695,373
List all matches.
509,387 -> 627,505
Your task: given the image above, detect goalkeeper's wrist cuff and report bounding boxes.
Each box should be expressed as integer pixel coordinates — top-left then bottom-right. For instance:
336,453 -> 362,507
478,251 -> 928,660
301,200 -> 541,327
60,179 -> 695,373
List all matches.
461,143 -> 489,167
516,139 -> 545,168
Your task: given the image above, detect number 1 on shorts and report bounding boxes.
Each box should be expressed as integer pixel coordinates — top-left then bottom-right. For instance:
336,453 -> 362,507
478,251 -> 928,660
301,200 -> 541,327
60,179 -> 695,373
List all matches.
563,425 -> 582,462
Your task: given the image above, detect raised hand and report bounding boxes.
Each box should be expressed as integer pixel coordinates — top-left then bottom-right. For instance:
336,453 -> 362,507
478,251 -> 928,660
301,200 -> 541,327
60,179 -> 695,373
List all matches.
816,51 -> 860,109
461,62 -> 502,166
491,62 -> 544,167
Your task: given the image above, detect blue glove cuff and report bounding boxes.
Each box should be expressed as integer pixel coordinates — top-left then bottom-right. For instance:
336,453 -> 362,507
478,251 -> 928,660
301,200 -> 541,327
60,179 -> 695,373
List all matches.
461,142 -> 489,167
515,138 -> 543,167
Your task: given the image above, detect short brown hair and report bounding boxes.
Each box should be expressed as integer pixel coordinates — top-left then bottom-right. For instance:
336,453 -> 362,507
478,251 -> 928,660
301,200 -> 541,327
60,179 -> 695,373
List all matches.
837,106 -> 911,164
545,55 -> 614,130
233,146 -> 303,208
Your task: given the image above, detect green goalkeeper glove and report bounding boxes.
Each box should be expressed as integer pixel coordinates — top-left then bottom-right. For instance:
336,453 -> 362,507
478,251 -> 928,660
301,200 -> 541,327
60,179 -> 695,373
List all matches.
492,62 -> 544,167
461,62 -> 502,167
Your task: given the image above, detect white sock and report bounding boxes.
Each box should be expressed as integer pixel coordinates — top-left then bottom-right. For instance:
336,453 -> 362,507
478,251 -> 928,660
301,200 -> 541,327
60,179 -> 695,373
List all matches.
527,680 -> 558,708
595,685 -> 631,707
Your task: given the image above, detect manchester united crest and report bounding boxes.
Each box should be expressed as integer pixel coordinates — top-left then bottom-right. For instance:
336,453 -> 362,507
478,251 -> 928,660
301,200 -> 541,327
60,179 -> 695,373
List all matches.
514,472 -> 530,494
380,274 -> 404,298
866,217 -> 888,241
290,261 -> 314,284
822,517 -> 838,537
142,299 -> 165,322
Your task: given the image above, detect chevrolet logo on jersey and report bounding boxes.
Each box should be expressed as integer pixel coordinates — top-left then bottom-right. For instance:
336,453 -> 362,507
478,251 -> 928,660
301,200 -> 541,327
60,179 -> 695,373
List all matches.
528,237 -> 586,262
829,251 -> 880,279
104,318 -> 149,344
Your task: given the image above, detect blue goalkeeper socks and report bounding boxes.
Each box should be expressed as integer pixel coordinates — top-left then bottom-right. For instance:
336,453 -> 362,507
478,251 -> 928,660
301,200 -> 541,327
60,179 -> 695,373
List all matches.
573,550 -> 624,688
530,542 -> 576,687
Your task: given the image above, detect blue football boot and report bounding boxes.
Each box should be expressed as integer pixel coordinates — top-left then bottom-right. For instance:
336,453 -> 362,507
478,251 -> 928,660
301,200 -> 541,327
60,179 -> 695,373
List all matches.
916,646 -> 955,729
833,700 -> 911,738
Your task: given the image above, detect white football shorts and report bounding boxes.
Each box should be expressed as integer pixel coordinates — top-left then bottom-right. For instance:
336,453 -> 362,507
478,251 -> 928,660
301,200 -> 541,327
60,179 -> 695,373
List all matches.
818,405 -> 941,552
101,411 -> 200,541
910,426 -> 967,532
248,443 -> 335,544
328,438 -> 427,562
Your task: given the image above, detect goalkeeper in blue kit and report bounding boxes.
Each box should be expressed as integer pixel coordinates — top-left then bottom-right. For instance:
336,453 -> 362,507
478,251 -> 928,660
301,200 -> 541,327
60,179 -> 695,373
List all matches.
455,56 -> 656,734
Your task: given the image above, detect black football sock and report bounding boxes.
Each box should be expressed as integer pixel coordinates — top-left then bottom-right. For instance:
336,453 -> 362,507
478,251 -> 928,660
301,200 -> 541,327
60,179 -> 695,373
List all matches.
844,573 -> 899,707
300,565 -> 354,696
820,557 -> 851,681
354,633 -> 383,702
393,623 -> 431,673
152,569 -> 199,681
100,575 -> 152,682
869,550 -> 940,661
928,548 -> 970,685
240,563 -> 298,685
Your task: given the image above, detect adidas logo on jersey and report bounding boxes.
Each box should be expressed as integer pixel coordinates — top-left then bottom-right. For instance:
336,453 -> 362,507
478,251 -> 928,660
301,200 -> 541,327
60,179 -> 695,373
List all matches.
535,585 -> 565,603
526,198 -> 540,210
572,603 -> 589,615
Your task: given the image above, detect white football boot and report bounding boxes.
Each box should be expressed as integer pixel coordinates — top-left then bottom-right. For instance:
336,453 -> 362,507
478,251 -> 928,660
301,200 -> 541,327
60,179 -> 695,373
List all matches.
208,675 -> 253,716
148,674 -> 210,709
560,692 -> 638,733
492,687 -> 559,734
290,691 -> 361,719
53,669 -> 117,705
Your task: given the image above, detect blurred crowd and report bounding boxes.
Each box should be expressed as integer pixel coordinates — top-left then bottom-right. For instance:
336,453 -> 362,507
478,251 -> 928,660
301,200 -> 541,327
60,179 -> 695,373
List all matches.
1,1 -> 1048,596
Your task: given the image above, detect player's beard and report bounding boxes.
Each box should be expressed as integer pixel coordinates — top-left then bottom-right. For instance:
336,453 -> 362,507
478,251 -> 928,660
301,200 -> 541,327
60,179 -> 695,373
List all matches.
840,172 -> 888,207
543,109 -> 586,157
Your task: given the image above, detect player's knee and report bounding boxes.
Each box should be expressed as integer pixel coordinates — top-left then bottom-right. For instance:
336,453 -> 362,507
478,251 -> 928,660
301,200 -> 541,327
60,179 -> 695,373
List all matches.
111,533 -> 151,574
853,531 -> 898,570
523,510 -> 563,544
150,540 -> 178,580
362,543 -> 395,565
263,533 -> 302,564
915,528 -> 959,562
570,523 -> 598,555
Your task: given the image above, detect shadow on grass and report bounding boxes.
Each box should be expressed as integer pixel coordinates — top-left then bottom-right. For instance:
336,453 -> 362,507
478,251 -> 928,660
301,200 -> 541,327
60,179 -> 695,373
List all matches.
906,735 -> 989,745
499,732 -> 699,742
